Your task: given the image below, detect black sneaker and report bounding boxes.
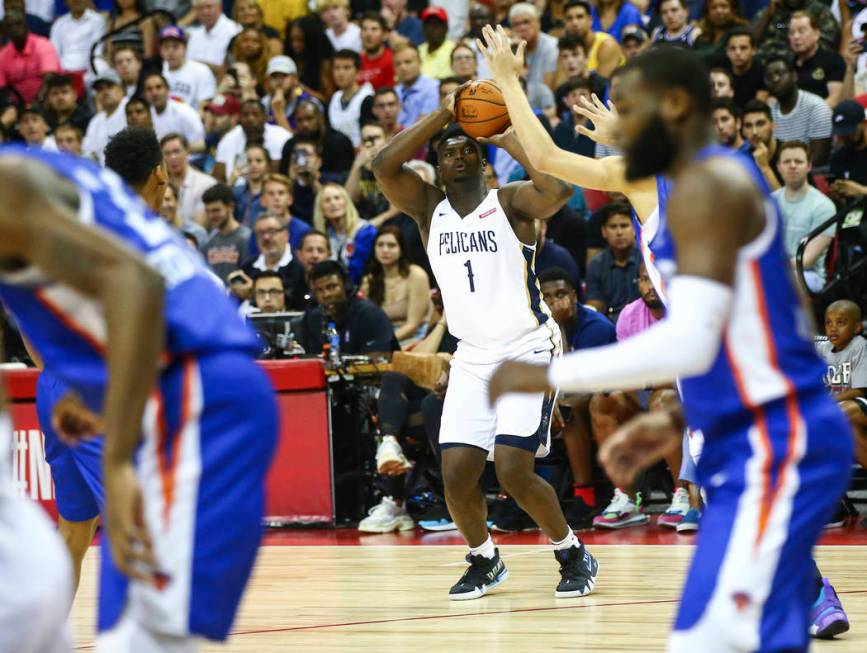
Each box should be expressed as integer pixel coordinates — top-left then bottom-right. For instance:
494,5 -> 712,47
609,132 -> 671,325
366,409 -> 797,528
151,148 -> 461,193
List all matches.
489,497 -> 537,533
562,498 -> 598,531
824,500 -> 847,529
448,549 -> 509,601
554,544 -> 599,598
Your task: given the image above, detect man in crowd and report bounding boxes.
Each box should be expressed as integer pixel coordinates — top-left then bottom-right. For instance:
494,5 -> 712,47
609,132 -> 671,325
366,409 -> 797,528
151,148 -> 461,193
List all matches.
510,2 -> 557,90
42,73 -> 91,133
347,121 -> 395,223
0,10 -> 60,104
535,219 -> 581,289
722,27 -> 767,109
124,96 -> 153,128
261,173 -> 312,251
161,133 -> 216,225
295,229 -> 332,306
772,140 -> 836,292
54,123 -> 83,155
203,93 -> 241,164
372,86 -> 403,140
585,202 -> 640,324
263,55 -> 310,132
562,0 -> 622,80
553,76 -> 596,157
328,48 -> 374,147
394,43 -> 439,127
320,0 -> 361,52
82,69 -> 127,164
754,0 -> 839,60
279,100 -> 354,183
743,99 -> 784,190
143,72 -> 206,150
214,98 -> 290,182
764,53 -> 832,165
201,183 -> 250,282
251,271 -> 288,313
829,100 -> 867,198
358,11 -> 394,90
18,106 -> 56,150
419,6 -> 455,80
160,24 -> 217,108
186,0 -> 241,70
284,138 -> 322,223
789,10 -> 845,107
712,97 -> 749,152
111,45 -> 142,97
710,68 -> 735,99
49,0 -> 104,74
620,25 -> 649,60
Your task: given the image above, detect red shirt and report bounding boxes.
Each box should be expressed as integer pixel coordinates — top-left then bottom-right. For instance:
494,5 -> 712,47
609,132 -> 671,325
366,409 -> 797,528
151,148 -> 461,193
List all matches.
0,34 -> 61,104
855,93 -> 867,110
358,48 -> 395,90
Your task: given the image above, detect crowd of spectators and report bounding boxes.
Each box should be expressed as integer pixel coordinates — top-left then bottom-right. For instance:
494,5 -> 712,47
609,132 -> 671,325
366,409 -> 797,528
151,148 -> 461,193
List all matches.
1,0 -> 866,532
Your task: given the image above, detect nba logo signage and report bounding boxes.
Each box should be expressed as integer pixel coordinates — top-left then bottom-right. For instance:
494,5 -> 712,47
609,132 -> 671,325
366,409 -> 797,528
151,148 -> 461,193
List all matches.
11,427 -> 54,504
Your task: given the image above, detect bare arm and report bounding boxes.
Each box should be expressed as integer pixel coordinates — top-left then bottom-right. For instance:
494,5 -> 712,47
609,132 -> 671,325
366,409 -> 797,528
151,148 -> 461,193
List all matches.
595,38 -> 623,80
345,151 -> 368,203
826,81 -> 844,108
394,267 -> 431,341
801,234 -> 832,270
810,138 -> 831,167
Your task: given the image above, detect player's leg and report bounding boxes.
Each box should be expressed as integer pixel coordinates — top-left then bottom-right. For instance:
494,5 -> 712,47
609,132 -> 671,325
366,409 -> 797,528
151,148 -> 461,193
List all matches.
809,559 -> 849,639
676,432 -> 704,534
57,515 -> 98,590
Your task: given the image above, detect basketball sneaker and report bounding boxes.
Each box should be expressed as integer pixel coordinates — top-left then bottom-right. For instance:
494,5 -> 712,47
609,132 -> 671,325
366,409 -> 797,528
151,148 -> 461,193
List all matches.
358,497 -> 415,533
489,496 -> 537,532
592,489 -> 649,529
562,497 -> 597,531
448,549 -> 508,600
809,578 -> 849,639
418,503 -> 457,532
375,435 -> 413,475
676,507 -> 701,534
658,487 -> 690,528
554,544 -> 599,598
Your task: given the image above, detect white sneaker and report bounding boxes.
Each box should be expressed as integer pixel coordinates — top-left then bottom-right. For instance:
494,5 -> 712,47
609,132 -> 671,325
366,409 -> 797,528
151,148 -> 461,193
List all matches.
376,435 -> 414,475
658,487 -> 690,528
358,497 -> 416,533
592,488 -> 649,529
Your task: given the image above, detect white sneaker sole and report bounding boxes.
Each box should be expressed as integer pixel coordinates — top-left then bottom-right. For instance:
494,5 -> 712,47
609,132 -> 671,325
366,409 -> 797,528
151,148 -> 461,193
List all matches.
554,572 -> 598,599
358,517 -> 416,533
594,514 -> 649,529
449,569 -> 509,601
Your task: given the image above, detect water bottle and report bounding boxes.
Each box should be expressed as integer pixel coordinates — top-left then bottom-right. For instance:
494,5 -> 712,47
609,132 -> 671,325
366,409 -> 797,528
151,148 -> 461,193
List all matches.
325,321 -> 341,368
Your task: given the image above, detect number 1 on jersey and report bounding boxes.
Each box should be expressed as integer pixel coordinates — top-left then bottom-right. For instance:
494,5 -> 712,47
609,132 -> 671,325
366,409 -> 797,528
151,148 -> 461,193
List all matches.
464,260 -> 476,292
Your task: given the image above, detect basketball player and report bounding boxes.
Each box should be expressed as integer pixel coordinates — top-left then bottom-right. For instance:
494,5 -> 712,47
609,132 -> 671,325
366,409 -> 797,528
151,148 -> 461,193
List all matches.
483,31 -> 852,651
0,133 -> 277,652
372,89 -> 599,599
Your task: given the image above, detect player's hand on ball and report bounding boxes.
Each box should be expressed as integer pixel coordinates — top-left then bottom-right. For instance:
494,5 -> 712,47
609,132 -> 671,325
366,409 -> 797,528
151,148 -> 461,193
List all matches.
599,411 -> 683,487
53,392 -> 104,443
488,361 -> 552,406
442,80 -> 470,116
573,94 -> 619,146
477,24 -> 525,82
104,461 -> 157,584
478,126 -> 517,150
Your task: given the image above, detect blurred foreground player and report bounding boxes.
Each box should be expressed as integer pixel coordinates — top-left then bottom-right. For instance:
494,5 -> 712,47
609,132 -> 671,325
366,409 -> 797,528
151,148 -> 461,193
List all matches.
484,36 -> 853,651
0,131 -> 277,652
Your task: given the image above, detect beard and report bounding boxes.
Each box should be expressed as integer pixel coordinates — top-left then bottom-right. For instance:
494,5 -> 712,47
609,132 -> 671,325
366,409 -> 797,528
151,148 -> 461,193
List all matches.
623,114 -> 678,182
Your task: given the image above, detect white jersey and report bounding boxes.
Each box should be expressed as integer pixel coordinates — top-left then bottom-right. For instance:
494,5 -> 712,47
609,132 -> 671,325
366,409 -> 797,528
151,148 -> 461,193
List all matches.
427,189 -> 557,363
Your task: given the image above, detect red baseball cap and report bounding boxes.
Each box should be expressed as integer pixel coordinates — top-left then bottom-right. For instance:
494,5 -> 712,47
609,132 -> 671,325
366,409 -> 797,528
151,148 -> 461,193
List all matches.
206,94 -> 241,116
421,6 -> 448,23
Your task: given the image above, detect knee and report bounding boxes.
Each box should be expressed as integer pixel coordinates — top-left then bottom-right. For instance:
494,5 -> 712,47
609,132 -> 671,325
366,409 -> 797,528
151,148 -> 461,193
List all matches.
442,456 -> 480,496
495,456 -> 531,497
58,518 -> 96,563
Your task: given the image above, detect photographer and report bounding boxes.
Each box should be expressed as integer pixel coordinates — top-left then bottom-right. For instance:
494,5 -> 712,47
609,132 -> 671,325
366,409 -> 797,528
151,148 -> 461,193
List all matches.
279,99 -> 355,183
285,137 -> 323,223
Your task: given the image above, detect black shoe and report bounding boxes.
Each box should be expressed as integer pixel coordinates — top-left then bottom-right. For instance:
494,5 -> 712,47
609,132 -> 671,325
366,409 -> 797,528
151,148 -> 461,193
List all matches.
489,497 -> 537,533
824,500 -> 847,529
554,544 -> 599,598
448,548 -> 509,600
562,497 -> 598,531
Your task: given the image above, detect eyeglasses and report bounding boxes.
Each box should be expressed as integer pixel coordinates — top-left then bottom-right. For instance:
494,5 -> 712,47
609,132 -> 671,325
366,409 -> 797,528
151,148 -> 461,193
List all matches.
255,227 -> 285,238
362,136 -> 382,145
452,54 -> 475,62
255,288 -> 284,298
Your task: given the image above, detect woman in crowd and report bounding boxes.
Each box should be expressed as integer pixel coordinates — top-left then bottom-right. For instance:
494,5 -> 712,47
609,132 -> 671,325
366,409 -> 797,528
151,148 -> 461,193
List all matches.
106,0 -> 155,60
450,43 -> 478,82
159,183 -> 208,245
233,0 -> 283,56
592,0 -> 644,42
231,142 -> 270,225
313,183 -> 377,284
227,26 -> 271,89
360,226 -> 432,347
285,15 -> 335,101
693,0 -> 747,53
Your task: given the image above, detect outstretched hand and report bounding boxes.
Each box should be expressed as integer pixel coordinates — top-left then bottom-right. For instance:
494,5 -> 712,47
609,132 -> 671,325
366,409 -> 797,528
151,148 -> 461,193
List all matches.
476,24 -> 525,83
488,360 -> 552,406
573,94 -> 620,146
478,126 -> 518,150
598,411 -> 683,487
53,392 -> 104,444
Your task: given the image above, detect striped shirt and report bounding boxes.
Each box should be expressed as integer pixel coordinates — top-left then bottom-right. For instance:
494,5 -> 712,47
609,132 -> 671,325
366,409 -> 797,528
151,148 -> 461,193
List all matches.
770,90 -> 832,145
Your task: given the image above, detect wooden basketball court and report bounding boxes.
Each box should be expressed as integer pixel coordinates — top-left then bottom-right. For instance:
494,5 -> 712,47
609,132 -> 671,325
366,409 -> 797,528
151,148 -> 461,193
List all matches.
69,530 -> 867,652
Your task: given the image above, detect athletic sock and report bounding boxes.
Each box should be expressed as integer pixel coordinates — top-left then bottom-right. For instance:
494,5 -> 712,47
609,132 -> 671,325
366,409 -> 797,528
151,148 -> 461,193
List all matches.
469,535 -> 496,560
551,529 -> 579,551
573,484 -> 596,507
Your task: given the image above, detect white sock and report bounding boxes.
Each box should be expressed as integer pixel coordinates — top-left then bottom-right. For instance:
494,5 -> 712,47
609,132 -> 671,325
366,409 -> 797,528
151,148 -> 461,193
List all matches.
551,529 -> 579,551
469,535 -> 496,559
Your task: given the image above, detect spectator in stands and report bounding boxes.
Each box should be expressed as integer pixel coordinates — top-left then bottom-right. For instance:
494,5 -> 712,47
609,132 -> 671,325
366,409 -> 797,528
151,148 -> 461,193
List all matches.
319,0 -> 360,52
693,0 -> 747,53
49,0 -> 105,74
160,25 -> 217,108
722,27 -> 767,108
262,55 -> 307,131
712,97 -> 749,152
620,25 -> 649,59
348,121 -> 395,224
279,99 -> 355,183
753,0 -> 839,60
449,42 -> 477,83
535,218 -> 581,289
111,45 -> 143,98
510,2 -> 557,90
227,27 -> 271,89
0,10 -> 60,104
562,1 -> 623,79
554,34 -> 586,91
328,48 -> 373,147
160,132 -> 215,225
710,67 -> 736,99
592,0 -> 642,43
313,182 -> 377,284
203,92 -> 241,166
651,0 -> 701,48
358,11 -> 394,90
764,53 -> 833,165
418,6 -> 455,80
18,106 -> 55,150
232,142 -> 269,224
159,182 -> 209,245
186,0 -> 241,69
124,95 -> 153,128
819,300 -> 867,468
553,76 -> 596,156
259,0 -> 307,39
439,76 -> 461,103
104,0 -> 156,62
789,12 -> 845,107
42,73 -> 91,133
383,0 -> 424,47
54,123 -> 83,155
82,69 -> 128,164
360,225 -> 431,346
829,100 -> 867,197
232,0 -> 282,56
214,98 -> 290,182
284,137 -> 322,222
285,15 -> 335,101
394,43 -> 438,127
251,270 -> 287,313
743,99 -> 783,190
372,86 -> 403,140
585,201 -> 640,323
772,140 -> 835,291
201,183 -> 250,282
297,229 -> 332,303
260,173 -> 311,250
143,72 -> 206,150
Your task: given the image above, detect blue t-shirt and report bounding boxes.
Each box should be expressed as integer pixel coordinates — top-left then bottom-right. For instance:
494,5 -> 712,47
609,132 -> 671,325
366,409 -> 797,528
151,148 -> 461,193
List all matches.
536,240 -> 581,290
568,304 -> 617,351
592,4 -> 644,42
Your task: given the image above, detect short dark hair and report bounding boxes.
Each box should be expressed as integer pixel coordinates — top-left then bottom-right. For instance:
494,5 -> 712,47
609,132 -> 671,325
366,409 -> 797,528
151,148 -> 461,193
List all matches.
300,229 -> 330,250
763,52 -> 794,71
202,183 -> 235,206
538,266 -> 576,290
126,94 -> 149,111
558,75 -> 594,97
710,67 -> 734,84
723,25 -> 754,48
564,0 -> 593,15
622,48 -> 712,117
437,123 -> 483,156
311,259 -> 349,284
43,73 -> 75,92
742,99 -> 773,121
558,33 -> 587,55
333,48 -> 360,69
296,98 -> 323,116
360,11 -> 387,31
241,98 -> 265,112
711,96 -> 742,119
778,140 -> 810,157
159,132 -> 188,149
601,201 -> 633,225
112,44 -> 142,62
142,72 -> 169,88
439,76 -> 463,89
660,0 -> 687,8
253,270 -> 285,287
104,127 -> 162,187
373,86 -> 399,101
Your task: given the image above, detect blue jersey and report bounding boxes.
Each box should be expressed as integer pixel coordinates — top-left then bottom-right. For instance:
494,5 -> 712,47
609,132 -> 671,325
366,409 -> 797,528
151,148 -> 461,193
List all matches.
653,145 -> 827,436
0,147 -> 259,402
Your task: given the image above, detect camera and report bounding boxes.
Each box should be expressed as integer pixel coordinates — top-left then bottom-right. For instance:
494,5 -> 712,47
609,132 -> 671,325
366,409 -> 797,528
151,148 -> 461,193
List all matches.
291,148 -> 310,169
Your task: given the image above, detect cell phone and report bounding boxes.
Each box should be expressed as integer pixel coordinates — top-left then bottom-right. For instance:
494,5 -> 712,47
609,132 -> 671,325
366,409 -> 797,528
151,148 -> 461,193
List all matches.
229,273 -> 246,285
292,149 -> 310,169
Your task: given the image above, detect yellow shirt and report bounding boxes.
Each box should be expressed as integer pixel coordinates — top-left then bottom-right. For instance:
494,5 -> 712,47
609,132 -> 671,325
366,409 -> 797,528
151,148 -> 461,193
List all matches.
419,39 -> 456,81
586,31 -> 624,73
262,0 -> 309,38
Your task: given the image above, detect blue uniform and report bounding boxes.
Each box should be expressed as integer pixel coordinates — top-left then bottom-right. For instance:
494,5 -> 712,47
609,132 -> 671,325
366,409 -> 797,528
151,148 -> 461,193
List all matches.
0,147 -> 278,642
652,146 -> 853,652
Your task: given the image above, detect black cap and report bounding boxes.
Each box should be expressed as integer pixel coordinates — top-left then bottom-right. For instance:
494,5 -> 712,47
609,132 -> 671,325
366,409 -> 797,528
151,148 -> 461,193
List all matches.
832,100 -> 866,137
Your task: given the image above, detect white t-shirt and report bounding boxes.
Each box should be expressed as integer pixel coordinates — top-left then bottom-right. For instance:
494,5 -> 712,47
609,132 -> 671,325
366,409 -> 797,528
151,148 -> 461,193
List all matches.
770,90 -> 833,144
82,97 -> 129,164
328,83 -> 373,147
326,23 -> 362,53
151,98 -> 206,144
49,9 -> 106,71
178,166 -> 217,223
163,59 -> 217,108
216,123 -> 291,178
186,14 -> 242,67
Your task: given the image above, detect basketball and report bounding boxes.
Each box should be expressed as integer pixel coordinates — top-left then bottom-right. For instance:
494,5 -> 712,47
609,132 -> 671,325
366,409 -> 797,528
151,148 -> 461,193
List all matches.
455,80 -> 511,139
